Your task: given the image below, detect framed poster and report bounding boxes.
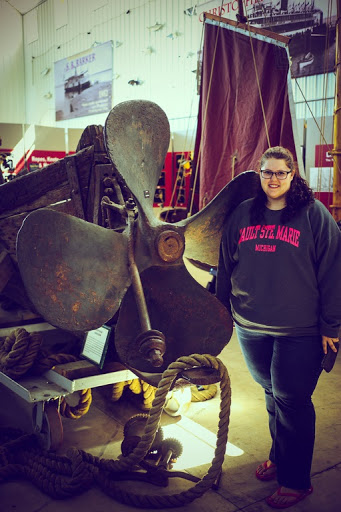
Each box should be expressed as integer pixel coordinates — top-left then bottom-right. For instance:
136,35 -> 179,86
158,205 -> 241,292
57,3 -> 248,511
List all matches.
194,0 -> 337,78
54,41 -> 113,121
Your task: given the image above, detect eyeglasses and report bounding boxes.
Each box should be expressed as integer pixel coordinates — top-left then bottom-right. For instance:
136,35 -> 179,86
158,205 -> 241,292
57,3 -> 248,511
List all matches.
260,170 -> 292,180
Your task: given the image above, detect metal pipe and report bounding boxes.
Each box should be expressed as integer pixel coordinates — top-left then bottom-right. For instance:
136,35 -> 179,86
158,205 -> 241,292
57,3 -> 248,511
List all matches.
126,210 -> 151,332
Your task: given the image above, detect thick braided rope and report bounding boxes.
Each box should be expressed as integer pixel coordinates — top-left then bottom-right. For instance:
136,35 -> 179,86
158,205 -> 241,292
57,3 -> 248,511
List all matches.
60,389 -> 92,419
22,448 -> 92,498
98,354 -> 229,472
0,435 -> 91,498
93,353 -> 231,508
111,379 -> 156,411
0,329 -> 42,378
128,379 -> 142,394
140,380 -> 156,410
0,326 -> 78,379
128,379 -> 156,410
0,434 -> 34,474
35,353 -> 91,419
191,384 -> 217,402
111,380 -> 127,401
0,337 -> 90,420
0,354 -> 231,508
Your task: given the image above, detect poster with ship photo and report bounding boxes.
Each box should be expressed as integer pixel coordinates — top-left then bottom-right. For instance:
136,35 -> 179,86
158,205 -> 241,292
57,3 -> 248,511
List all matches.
54,41 -> 113,121
246,0 -> 337,78
192,0 -> 337,79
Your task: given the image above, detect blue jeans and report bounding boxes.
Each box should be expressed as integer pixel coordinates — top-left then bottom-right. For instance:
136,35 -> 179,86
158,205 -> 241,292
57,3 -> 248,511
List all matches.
235,324 -> 323,489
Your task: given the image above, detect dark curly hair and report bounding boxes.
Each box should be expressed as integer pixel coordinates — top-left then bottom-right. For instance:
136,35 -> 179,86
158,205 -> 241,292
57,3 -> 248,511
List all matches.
250,146 -> 315,224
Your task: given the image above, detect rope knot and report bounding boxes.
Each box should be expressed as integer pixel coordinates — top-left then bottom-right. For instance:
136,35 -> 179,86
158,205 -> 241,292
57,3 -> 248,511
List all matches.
0,329 -> 42,378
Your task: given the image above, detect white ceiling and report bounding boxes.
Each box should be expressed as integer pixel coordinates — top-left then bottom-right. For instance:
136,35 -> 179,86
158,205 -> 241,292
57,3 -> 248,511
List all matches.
6,0 -> 46,15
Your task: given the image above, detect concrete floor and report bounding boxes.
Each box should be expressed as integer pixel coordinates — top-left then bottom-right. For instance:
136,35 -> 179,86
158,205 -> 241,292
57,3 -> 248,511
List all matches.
1,326 -> 340,512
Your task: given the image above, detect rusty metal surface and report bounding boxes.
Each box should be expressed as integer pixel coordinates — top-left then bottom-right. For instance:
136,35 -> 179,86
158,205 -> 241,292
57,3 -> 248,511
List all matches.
178,171 -> 259,268
104,100 -> 170,218
15,100 -> 256,385
115,265 -> 233,378
17,209 -> 130,331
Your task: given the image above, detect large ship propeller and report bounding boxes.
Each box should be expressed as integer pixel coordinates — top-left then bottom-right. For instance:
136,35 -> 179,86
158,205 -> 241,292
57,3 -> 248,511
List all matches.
17,100 -> 257,385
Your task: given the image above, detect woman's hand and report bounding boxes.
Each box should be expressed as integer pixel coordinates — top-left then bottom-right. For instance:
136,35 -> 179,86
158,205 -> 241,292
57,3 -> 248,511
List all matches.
322,335 -> 339,354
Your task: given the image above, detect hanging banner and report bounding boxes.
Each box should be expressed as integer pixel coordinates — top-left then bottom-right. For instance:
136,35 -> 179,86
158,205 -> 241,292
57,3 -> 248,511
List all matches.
190,0 -> 337,79
55,41 -> 113,121
194,19 -> 297,208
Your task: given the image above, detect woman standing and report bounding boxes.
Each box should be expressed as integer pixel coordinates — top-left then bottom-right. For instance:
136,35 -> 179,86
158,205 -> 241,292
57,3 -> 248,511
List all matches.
216,146 -> 341,509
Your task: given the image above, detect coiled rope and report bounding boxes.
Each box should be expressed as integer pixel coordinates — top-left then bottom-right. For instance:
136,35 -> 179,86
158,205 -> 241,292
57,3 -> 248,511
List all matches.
112,378 -> 156,410
112,379 -> 216,410
0,328 -> 92,419
0,328 -> 42,379
60,389 -> 93,419
191,384 -> 217,402
0,353 -> 231,508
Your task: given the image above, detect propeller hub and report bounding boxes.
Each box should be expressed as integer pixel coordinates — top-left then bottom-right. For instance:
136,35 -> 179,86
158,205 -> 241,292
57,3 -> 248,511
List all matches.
156,230 -> 185,262
137,329 -> 166,367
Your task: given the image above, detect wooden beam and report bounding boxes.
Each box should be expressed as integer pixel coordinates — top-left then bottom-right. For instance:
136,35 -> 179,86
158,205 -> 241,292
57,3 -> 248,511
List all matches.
65,156 -> 85,220
0,249 -> 15,292
330,2 -> 341,223
52,359 -> 129,380
204,12 -> 291,46
0,146 -> 94,218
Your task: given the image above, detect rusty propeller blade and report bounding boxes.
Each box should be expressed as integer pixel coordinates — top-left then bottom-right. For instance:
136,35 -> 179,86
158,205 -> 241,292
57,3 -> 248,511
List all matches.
177,171 -> 259,268
17,209 -> 130,332
15,100 -> 255,385
104,100 -> 170,219
114,264 -> 233,386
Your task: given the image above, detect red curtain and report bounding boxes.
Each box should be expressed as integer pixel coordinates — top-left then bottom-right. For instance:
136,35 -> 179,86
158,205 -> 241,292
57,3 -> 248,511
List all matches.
194,22 -> 297,209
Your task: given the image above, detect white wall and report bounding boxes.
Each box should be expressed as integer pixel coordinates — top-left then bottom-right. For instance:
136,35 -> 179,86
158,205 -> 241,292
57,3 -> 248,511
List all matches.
0,0 -> 25,124
0,0 -> 336,157
12,0 -> 203,135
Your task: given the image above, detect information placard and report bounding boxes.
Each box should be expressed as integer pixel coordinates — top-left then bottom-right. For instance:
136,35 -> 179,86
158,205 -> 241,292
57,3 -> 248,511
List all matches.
81,325 -> 111,369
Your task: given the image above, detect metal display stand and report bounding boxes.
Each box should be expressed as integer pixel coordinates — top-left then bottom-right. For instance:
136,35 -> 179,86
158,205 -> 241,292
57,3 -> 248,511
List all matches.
0,362 -> 136,450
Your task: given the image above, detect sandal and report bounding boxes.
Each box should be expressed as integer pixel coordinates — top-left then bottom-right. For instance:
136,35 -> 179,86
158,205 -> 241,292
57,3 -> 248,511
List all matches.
266,486 -> 313,509
255,460 -> 277,481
